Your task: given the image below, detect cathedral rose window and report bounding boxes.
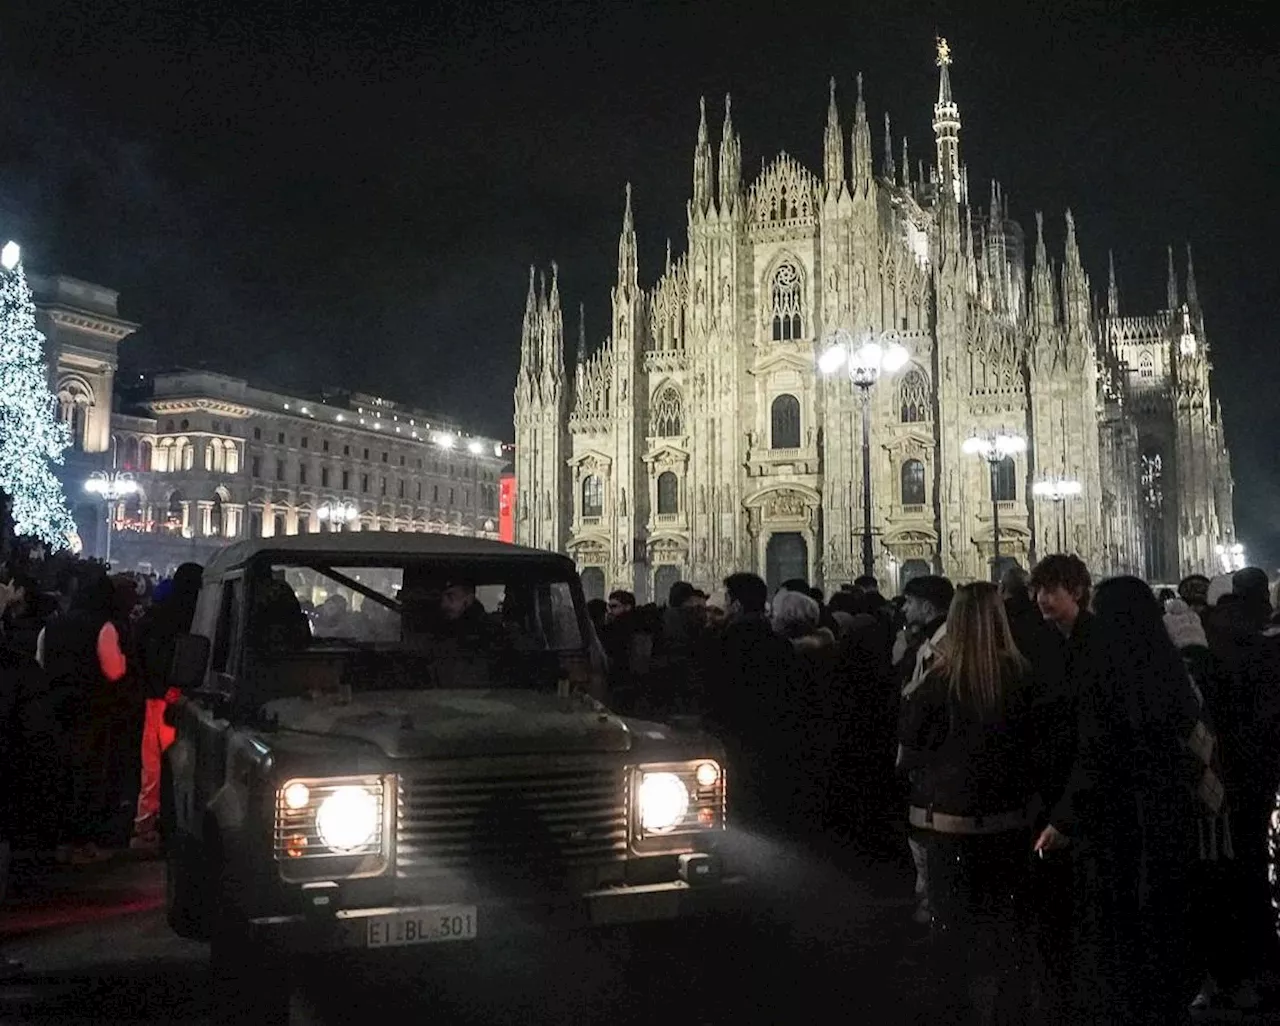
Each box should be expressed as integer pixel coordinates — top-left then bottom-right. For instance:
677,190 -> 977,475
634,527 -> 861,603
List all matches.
898,368 -> 930,423
652,386 -> 684,437
770,262 -> 804,341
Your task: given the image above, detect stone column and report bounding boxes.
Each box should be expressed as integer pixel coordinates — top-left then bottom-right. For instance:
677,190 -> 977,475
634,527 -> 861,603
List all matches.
181,501 -> 193,537
225,503 -> 244,540
198,501 -> 214,537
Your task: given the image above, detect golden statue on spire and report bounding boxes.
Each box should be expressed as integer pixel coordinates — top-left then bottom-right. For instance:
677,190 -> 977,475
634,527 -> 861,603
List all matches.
936,37 -> 952,66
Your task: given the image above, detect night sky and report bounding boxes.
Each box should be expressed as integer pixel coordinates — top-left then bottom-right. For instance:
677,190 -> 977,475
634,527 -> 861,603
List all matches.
2,1 -> 1277,566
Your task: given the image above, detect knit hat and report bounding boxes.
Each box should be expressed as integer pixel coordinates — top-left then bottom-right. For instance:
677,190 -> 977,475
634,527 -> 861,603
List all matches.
1164,599 -> 1208,650
1205,574 -> 1234,608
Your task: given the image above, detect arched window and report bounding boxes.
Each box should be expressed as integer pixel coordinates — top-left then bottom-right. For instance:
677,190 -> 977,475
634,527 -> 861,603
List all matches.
224,441 -> 240,475
205,442 -> 218,472
139,441 -> 153,472
1138,351 -> 1154,379
770,394 -> 801,449
581,475 -> 603,518
651,386 -> 683,437
898,368 -> 930,423
770,262 -> 804,341
180,440 -> 195,471
901,459 -> 926,506
656,471 -> 678,515
993,456 -> 1017,502
122,437 -> 140,470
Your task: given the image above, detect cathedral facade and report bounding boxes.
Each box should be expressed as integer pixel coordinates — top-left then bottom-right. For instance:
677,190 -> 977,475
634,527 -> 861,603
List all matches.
513,44 -> 1236,600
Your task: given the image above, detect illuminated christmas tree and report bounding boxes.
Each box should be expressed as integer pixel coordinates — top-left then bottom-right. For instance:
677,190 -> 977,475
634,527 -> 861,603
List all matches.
0,241 -> 74,548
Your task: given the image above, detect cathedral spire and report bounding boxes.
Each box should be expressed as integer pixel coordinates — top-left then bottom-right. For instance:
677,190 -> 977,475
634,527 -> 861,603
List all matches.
576,301 -> 587,366
1166,244 -> 1179,310
665,238 -> 672,276
618,183 -> 637,289
1185,242 -> 1199,310
823,77 -> 846,197
932,36 -> 962,204
851,73 -> 873,190
883,112 -> 896,181
718,93 -> 741,212
692,96 -> 713,216
901,137 -> 910,189
1107,250 -> 1119,318
541,260 -> 564,383
1031,211 -> 1057,327
520,264 -> 540,375
1062,209 -> 1089,330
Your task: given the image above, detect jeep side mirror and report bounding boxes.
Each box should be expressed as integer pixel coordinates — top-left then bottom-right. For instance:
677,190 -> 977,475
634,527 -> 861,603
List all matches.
170,634 -> 211,691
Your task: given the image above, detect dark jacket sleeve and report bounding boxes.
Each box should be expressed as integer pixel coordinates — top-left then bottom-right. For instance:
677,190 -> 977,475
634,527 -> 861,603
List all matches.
1048,664 -> 1112,836
897,675 -> 947,775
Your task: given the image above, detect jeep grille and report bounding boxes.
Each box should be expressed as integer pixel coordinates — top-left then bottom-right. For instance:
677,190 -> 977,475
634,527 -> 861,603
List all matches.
396,759 -> 628,883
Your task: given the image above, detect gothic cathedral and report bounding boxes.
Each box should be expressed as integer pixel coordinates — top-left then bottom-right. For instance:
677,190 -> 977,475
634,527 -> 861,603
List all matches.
513,43 -> 1236,600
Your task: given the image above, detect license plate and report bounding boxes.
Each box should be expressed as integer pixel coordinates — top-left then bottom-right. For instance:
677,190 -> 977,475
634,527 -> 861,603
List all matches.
366,906 -> 478,948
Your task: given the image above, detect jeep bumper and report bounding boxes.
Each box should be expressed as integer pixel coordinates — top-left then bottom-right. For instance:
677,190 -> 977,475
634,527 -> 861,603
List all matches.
245,876 -> 744,954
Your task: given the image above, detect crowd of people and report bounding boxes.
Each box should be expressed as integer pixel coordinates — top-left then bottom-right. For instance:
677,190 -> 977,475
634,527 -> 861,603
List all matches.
3,540 -> 1278,1020
0,547 -> 203,977
592,560 -> 1280,1025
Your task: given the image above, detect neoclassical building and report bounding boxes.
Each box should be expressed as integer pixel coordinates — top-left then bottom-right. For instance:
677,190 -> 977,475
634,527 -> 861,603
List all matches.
29,271 -> 512,573
107,370 -> 509,573
514,43 -> 1236,599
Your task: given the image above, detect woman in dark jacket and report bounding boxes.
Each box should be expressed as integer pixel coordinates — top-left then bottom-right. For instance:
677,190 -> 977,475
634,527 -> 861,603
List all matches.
1035,576 -> 1201,1025
899,581 -> 1038,1024
35,570 -> 127,862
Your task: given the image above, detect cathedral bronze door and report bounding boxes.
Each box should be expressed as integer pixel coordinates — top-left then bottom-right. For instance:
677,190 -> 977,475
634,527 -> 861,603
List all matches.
766,532 -> 808,594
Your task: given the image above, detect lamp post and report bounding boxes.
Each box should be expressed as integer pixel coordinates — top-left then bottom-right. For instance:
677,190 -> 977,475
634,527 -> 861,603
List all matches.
818,329 -> 910,579
317,501 -> 359,531
84,471 -> 139,565
1215,542 -> 1245,574
1032,475 -> 1082,555
962,431 -> 1027,581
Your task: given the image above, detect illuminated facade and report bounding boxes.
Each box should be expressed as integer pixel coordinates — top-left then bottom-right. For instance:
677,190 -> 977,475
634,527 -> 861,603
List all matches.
107,371 -> 510,573
514,43 -> 1235,598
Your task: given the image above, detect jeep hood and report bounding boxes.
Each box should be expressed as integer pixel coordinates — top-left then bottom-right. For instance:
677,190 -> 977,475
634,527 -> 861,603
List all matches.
261,689 -> 633,759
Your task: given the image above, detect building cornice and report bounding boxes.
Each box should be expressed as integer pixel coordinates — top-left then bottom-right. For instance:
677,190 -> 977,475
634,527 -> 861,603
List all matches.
44,306 -> 138,339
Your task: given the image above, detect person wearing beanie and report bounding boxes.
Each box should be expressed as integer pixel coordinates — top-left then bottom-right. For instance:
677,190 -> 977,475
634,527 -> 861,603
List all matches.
1204,574 -> 1234,609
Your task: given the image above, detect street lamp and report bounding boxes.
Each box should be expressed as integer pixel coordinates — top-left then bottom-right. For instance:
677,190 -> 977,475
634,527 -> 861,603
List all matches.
317,502 -> 359,531
962,431 -> 1027,581
1216,542 -> 1245,574
84,471 -> 139,565
818,329 -> 911,579
1032,475 -> 1082,555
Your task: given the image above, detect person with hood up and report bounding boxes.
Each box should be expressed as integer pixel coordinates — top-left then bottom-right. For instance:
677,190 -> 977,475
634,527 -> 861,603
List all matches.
36,569 -> 128,863
130,562 -> 202,851
771,588 -> 840,833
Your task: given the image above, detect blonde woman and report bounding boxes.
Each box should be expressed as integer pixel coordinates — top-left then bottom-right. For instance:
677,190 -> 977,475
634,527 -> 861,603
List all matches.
898,581 -> 1038,1025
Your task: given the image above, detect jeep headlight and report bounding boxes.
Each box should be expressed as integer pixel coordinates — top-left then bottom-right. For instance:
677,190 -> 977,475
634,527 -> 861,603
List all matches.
632,761 -> 726,852
638,772 -> 690,834
275,775 -> 391,881
315,786 -> 380,851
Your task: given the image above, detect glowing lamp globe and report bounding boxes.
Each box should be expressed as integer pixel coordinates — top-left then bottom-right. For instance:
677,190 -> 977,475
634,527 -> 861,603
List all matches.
882,342 -> 910,373
855,341 -> 884,372
817,345 -> 847,375
1,241 -> 19,270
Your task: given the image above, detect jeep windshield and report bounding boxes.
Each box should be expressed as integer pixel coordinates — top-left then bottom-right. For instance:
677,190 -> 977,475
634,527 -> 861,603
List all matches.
244,557 -> 588,696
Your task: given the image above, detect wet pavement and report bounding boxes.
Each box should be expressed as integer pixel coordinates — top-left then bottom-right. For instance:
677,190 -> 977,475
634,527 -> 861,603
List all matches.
0,832 -> 1275,1024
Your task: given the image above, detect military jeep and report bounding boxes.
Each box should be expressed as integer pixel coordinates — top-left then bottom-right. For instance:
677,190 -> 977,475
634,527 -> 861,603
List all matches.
161,534 -> 735,1023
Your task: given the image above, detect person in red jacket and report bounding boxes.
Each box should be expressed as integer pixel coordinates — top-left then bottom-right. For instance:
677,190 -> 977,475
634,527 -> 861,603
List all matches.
129,563 -> 202,851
